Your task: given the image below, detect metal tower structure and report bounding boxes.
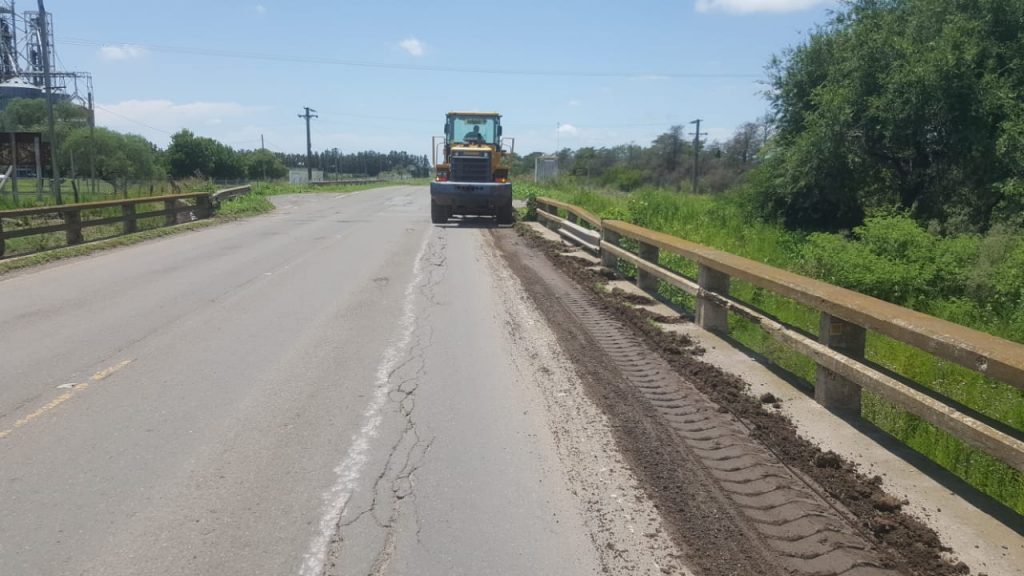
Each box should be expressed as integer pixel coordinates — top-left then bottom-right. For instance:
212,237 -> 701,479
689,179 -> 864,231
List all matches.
0,0 -> 92,107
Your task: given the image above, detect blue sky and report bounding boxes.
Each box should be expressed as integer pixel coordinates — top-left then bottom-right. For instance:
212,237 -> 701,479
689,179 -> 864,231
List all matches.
49,0 -> 837,157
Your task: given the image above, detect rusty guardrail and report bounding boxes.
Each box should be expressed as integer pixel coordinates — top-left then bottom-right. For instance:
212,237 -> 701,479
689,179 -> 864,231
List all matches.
535,197 -> 1024,472
0,185 -> 251,258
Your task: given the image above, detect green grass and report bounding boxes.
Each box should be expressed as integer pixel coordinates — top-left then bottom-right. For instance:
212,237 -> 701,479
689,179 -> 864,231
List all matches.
520,179 -> 1024,515
0,179 -> 206,209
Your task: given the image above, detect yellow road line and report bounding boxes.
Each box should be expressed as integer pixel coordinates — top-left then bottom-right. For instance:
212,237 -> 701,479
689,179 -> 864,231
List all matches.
0,359 -> 133,441
91,359 -> 133,382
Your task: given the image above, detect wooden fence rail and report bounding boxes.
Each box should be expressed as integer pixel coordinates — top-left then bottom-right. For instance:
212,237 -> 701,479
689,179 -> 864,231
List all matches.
0,186 -> 251,258
535,197 -> 1024,472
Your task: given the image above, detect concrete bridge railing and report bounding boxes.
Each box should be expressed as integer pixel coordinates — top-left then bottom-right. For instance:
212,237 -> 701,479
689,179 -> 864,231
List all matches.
0,186 -> 251,258
535,197 -> 1024,473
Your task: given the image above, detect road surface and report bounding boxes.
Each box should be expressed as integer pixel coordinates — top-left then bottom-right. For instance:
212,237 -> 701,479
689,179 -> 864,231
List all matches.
0,186 -> 683,576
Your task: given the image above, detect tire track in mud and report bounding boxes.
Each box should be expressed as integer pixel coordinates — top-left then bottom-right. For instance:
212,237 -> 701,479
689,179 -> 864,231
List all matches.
491,226 -> 964,576
558,293 -> 897,576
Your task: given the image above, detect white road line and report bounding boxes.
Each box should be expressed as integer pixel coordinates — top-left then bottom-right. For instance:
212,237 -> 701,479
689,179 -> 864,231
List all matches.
299,227 -> 432,576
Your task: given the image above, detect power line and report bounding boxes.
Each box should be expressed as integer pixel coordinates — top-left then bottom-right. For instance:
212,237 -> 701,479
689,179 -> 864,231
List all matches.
59,36 -> 761,79
93,104 -> 174,135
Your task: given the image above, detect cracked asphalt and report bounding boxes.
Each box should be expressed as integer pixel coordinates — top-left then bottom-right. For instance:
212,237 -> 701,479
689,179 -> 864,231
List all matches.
0,186 -> 684,576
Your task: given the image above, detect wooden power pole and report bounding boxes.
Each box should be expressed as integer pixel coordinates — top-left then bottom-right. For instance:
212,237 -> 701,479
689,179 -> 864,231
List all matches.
689,119 -> 707,194
298,107 -> 318,182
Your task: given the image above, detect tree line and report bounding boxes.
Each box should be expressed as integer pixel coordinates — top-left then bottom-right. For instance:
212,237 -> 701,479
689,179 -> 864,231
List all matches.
0,97 -> 428,193
277,149 -> 431,178
511,118 -> 771,195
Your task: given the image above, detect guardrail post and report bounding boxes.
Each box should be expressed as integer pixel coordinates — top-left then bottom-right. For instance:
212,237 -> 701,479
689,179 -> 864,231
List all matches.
637,241 -> 659,292
164,200 -> 177,226
601,228 -> 620,270
0,218 -> 5,257
63,209 -> 84,246
816,313 -> 864,416
122,203 -> 138,234
696,265 -> 729,333
195,195 -> 213,219
541,203 -> 557,230
567,212 -> 578,224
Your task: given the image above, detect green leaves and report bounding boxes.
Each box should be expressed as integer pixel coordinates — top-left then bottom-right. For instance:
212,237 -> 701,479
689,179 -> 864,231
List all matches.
755,0 -> 1024,232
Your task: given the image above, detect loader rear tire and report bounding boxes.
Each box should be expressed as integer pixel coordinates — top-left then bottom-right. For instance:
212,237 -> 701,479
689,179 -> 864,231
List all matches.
431,201 -> 448,224
496,201 -> 514,225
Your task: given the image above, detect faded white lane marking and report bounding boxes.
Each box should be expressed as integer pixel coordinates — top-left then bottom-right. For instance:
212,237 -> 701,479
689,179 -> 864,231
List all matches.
299,228 -> 432,576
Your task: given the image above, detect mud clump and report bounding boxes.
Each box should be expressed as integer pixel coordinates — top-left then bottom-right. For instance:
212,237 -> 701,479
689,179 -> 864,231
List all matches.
814,450 -> 843,469
609,287 -> 656,306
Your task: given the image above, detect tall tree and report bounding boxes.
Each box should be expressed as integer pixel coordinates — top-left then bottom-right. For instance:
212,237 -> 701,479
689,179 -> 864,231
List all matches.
753,0 -> 1024,231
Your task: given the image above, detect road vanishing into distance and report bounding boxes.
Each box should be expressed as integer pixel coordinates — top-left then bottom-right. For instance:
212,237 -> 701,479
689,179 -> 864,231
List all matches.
0,186 -> 682,576
1,186 -> 1020,576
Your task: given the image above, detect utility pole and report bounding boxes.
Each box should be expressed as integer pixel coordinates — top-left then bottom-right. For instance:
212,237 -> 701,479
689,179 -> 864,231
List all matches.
37,0 -> 61,204
689,119 -> 707,194
298,106 -> 317,182
260,134 -> 265,150
88,91 -> 96,195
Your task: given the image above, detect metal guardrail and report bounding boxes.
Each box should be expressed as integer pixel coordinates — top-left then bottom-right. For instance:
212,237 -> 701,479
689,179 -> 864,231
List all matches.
534,197 -> 1024,472
0,186 -> 252,258
212,185 -> 252,205
534,198 -> 601,254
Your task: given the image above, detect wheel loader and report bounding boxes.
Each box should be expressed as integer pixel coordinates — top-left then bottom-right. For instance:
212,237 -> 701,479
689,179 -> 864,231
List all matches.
430,112 -> 515,225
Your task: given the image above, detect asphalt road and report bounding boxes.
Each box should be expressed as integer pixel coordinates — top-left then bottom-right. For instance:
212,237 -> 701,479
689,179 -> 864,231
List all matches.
0,186 -> 683,576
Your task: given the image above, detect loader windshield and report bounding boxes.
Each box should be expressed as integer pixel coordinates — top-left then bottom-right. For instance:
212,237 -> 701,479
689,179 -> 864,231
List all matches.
448,116 -> 499,145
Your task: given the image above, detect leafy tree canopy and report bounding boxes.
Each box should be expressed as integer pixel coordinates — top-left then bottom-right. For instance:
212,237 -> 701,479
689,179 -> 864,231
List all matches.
751,0 -> 1024,232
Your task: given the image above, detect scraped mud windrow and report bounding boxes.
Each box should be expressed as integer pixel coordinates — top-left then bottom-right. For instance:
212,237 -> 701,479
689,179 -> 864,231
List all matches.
491,225 -> 968,576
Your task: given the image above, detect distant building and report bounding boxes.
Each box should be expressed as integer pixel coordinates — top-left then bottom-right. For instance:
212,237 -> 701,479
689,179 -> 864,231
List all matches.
534,155 -> 558,182
289,168 -> 324,184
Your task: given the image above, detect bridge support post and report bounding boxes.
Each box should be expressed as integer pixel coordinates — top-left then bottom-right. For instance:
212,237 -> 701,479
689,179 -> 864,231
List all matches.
195,195 -> 214,219
545,204 -> 559,231
601,229 -> 620,272
637,242 -> 659,292
816,313 -> 864,416
122,203 -> 138,234
696,265 -> 729,333
64,210 -> 84,246
567,212 -> 578,224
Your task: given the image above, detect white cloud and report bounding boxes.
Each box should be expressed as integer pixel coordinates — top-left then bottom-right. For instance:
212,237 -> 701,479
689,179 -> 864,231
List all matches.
695,0 -> 829,14
568,100 -> 582,107
95,100 -> 266,145
398,37 -> 425,57
254,4 -> 267,14
557,123 -> 579,136
99,44 -> 148,61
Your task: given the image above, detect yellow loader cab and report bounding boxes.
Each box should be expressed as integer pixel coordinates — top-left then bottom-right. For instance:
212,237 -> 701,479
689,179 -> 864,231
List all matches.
430,111 -> 515,224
